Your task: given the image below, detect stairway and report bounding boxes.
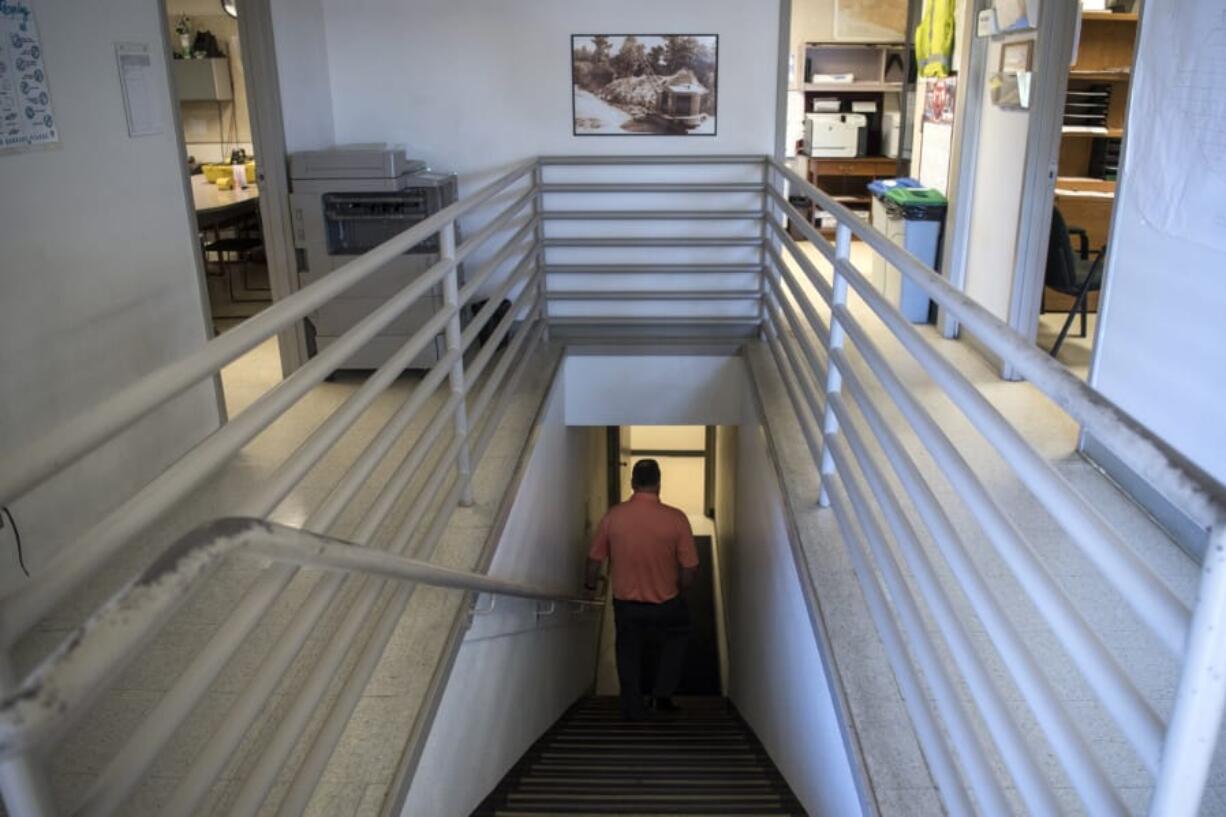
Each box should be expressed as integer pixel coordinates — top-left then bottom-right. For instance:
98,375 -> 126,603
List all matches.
473,696 -> 807,816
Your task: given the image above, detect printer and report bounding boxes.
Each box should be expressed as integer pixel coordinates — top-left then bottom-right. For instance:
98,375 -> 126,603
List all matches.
804,113 -> 868,158
289,145 -> 458,369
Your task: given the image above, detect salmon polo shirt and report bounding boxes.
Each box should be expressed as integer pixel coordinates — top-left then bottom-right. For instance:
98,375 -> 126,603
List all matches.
588,492 -> 699,603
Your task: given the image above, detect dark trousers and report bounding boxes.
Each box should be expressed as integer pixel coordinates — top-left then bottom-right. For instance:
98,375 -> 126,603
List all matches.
613,596 -> 691,717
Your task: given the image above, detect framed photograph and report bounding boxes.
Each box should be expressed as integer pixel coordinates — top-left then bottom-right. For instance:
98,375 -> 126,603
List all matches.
571,34 -> 717,136
999,39 -> 1034,72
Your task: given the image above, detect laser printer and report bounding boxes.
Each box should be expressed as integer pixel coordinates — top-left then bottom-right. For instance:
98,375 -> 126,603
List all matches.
804,113 -> 868,158
289,145 -> 458,369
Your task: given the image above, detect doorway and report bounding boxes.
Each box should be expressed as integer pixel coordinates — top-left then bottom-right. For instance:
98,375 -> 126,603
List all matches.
160,0 -> 296,413
1027,6 -> 1139,379
599,426 -> 727,697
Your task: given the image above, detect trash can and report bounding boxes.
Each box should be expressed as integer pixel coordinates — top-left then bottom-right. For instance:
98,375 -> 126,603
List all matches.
868,178 -> 922,295
883,186 -> 947,323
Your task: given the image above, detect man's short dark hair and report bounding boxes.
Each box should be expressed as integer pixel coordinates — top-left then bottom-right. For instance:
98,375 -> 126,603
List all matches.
631,459 -> 661,490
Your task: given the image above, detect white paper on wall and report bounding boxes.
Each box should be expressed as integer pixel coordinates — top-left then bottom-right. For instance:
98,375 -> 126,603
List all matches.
0,0 -> 57,153
1130,7 -> 1226,252
918,121 -> 952,194
116,43 -> 163,138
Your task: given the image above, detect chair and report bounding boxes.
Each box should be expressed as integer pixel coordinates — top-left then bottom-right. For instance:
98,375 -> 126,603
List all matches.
1044,207 -> 1105,357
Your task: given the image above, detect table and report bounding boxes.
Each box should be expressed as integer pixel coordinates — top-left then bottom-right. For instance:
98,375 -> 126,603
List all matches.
191,173 -> 260,231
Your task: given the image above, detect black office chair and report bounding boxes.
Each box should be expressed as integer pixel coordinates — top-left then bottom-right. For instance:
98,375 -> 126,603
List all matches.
1044,207 -> 1105,357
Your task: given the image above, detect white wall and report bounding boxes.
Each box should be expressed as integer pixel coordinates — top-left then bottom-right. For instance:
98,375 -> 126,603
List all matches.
1088,7 -> 1226,496
718,411 -> 862,817
400,380 -> 602,817
319,0 -> 780,193
268,0 -> 334,152
563,355 -> 747,426
959,33 -> 1035,322
0,0 -> 218,593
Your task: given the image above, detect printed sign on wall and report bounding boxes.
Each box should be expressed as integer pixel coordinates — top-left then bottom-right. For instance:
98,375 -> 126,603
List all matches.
0,0 -> 57,153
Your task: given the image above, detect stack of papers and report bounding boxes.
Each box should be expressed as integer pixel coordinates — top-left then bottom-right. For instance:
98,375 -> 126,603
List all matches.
810,73 -> 854,83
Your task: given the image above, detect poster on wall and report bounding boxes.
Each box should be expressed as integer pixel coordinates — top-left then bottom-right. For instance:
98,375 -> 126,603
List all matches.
923,76 -> 956,124
834,0 -> 907,42
571,34 -> 717,136
0,0 -> 58,153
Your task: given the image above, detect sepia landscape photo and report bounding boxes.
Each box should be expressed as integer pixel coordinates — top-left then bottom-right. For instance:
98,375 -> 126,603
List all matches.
571,35 -> 718,136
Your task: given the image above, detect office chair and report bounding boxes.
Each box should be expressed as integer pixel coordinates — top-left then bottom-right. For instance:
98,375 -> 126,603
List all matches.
1044,207 -> 1105,357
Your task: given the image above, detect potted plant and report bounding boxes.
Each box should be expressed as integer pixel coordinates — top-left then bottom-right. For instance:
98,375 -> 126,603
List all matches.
174,17 -> 192,58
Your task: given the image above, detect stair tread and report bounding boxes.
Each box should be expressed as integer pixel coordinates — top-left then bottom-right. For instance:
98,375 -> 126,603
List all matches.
472,697 -> 806,817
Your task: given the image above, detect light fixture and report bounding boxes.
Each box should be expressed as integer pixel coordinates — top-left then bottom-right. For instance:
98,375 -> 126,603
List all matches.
221,0 -> 237,18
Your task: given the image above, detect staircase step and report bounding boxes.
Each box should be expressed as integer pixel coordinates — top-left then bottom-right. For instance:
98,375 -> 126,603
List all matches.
472,696 -> 806,817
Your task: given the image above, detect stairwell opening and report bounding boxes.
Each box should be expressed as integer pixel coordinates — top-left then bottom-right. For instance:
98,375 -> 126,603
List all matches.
397,353 -> 864,817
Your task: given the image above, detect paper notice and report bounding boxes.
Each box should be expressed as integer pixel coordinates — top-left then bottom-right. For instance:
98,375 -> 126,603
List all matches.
0,0 -> 58,153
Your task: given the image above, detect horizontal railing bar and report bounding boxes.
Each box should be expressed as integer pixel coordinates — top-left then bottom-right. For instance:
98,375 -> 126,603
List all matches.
545,290 -> 761,301
832,304 -> 1165,771
544,264 -> 763,274
828,396 -> 1065,816
832,257 -> 1191,655
541,237 -> 763,248
539,183 -> 764,193
762,319 -> 823,471
765,217 -> 835,305
278,320 -> 549,817
0,516 -> 592,760
539,209 -> 764,220
769,156 -> 1226,529
546,316 -> 759,325
762,298 -> 825,425
453,186 -> 539,267
538,155 -> 767,165
826,434 -> 1015,816
1,253 -> 459,647
824,479 -> 977,817
764,186 -> 837,268
0,157 -> 537,509
765,245 -> 833,353
74,306 -> 465,817
831,347 -> 1124,812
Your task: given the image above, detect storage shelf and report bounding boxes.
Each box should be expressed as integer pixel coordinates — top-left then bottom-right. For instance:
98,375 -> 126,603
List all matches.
1069,69 -> 1131,81
1061,127 -> 1125,138
804,82 -> 903,93
1082,11 -> 1138,21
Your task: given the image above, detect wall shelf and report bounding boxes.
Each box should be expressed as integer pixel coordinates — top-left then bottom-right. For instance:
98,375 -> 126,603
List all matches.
804,81 -> 903,93
1082,11 -> 1138,22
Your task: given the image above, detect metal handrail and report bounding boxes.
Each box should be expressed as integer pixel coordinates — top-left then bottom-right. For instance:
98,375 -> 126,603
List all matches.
0,518 -> 598,761
761,155 -> 1226,817
2,153 -> 1224,817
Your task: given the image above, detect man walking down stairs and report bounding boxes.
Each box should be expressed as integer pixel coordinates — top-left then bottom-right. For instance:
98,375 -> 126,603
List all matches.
472,696 -> 807,816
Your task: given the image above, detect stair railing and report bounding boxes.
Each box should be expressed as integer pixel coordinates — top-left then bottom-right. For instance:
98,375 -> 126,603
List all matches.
760,155 -> 1226,817
0,157 -> 547,817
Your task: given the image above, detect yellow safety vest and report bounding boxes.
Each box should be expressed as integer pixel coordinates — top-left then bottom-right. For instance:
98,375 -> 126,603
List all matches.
915,0 -> 956,78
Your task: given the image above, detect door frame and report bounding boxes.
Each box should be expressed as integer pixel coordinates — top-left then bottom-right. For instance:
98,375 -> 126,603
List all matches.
1002,0 -> 1079,380
237,0 -> 308,376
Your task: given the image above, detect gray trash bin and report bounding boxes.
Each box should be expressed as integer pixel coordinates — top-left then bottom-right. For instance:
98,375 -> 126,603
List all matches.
883,187 -> 947,323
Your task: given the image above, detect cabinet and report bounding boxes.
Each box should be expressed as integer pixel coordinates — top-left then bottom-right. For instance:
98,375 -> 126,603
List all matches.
171,58 -> 233,102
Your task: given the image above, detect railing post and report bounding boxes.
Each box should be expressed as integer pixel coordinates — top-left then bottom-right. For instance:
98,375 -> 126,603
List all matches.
1149,522 -> 1226,817
439,222 -> 474,507
0,653 -> 57,817
758,159 -> 772,338
531,161 -> 549,341
816,222 -> 852,507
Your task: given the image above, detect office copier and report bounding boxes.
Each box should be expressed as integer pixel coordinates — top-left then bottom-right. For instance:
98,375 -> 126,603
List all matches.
289,145 -> 458,369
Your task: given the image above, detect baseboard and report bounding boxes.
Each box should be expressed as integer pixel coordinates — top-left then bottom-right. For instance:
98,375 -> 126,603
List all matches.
1081,432 -> 1209,562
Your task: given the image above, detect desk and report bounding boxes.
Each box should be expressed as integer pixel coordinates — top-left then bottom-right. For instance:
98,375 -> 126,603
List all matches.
192,173 -> 259,230
807,155 -> 899,233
